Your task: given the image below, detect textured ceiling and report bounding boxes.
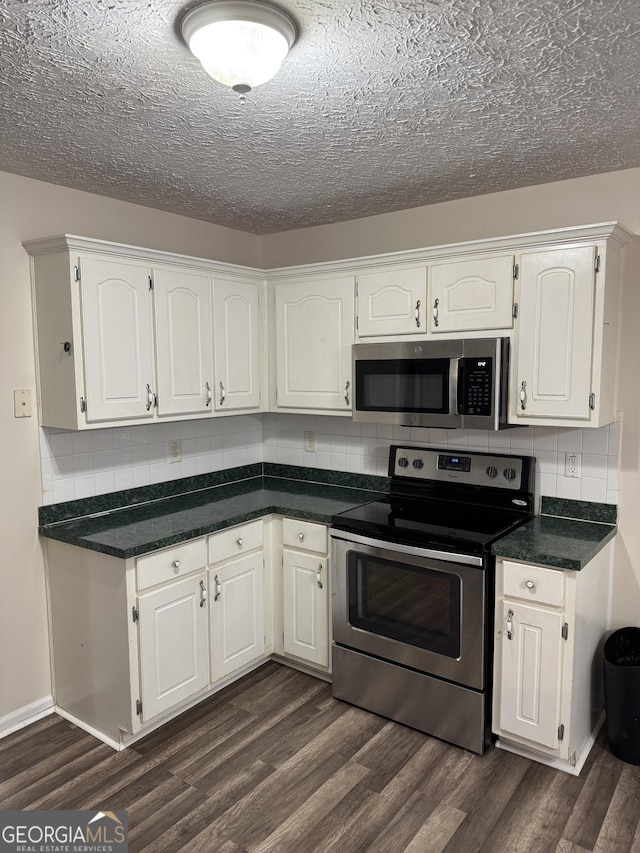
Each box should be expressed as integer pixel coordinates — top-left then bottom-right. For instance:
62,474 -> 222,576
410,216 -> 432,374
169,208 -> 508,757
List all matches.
1,0 -> 639,234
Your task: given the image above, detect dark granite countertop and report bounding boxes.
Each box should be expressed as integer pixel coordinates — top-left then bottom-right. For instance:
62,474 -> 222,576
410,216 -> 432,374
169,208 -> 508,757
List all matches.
491,514 -> 616,570
38,475 -> 382,559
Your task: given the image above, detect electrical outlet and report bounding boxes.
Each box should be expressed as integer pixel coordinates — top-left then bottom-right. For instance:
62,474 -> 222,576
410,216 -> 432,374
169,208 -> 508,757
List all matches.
168,439 -> 182,463
565,452 -> 581,478
304,431 -> 316,452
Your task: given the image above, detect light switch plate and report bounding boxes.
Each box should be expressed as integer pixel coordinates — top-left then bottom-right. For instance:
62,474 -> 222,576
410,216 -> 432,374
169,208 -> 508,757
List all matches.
14,389 -> 33,418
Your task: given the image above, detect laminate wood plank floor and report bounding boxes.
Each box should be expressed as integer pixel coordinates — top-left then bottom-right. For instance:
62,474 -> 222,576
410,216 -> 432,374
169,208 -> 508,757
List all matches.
2,661 -> 640,853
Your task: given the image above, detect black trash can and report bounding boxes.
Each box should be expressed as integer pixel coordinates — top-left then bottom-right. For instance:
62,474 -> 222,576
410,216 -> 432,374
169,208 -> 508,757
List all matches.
604,627 -> 640,764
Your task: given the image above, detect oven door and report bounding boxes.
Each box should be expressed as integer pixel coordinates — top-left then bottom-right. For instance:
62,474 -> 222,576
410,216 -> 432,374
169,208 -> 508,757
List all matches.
331,530 -> 486,690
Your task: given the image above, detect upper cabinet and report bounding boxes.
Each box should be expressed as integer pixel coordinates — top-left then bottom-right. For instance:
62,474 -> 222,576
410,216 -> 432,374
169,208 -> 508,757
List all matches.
213,277 -> 262,413
510,234 -> 625,427
25,236 -> 265,429
356,265 -> 427,337
274,276 -> 355,412
428,254 -> 516,333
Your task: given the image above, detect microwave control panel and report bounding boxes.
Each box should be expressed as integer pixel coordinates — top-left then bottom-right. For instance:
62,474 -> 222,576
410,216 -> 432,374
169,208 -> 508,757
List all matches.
460,357 -> 493,416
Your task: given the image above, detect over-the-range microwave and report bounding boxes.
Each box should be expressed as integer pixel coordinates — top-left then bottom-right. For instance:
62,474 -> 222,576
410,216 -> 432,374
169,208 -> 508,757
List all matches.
352,337 -> 511,430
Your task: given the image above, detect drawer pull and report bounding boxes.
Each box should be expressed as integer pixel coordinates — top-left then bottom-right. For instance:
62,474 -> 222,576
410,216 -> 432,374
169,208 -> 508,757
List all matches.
298,532 -> 305,542
237,538 -> 243,547
173,560 -> 181,569
506,609 -> 514,640
199,579 -> 206,607
525,580 -> 536,592
214,574 -> 221,601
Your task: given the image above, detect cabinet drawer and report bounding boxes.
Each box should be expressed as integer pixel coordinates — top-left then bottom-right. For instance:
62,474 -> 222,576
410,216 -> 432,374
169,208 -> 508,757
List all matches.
208,519 -> 263,564
136,538 -> 207,591
283,518 -> 328,554
502,561 -> 564,607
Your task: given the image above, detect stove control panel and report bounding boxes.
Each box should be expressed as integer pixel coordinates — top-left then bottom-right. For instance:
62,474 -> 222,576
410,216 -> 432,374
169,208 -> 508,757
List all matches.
390,446 -> 528,490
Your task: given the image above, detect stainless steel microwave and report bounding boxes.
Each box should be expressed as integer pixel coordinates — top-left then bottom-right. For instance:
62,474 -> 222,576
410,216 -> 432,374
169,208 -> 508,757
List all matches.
352,337 -> 510,430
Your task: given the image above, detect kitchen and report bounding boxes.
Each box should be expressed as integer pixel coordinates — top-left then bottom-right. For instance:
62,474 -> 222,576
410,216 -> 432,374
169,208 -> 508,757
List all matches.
1,1 -> 640,850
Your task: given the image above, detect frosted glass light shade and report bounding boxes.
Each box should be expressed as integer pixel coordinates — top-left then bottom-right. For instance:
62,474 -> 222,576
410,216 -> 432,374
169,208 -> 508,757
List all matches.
182,0 -> 296,92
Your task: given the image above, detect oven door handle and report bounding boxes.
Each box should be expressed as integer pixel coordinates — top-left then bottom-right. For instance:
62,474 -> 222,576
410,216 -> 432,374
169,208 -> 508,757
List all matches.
329,528 -> 483,567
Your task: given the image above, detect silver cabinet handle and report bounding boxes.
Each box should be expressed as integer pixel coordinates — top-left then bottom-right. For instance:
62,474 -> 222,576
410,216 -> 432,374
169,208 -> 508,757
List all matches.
317,564 -> 323,589
344,380 -> 350,406
526,580 -> 536,592
298,532 -> 305,542
520,380 -> 527,411
199,579 -> 206,607
237,537 -> 243,547
214,574 -> 221,602
205,381 -> 212,407
219,381 -> 226,406
145,383 -> 156,411
173,560 -> 181,569
506,608 -> 514,640
433,298 -> 439,327
415,300 -> 421,328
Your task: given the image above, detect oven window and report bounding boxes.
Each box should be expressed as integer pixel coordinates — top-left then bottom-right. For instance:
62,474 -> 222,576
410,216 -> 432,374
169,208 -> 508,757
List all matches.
355,358 -> 449,413
347,553 -> 461,658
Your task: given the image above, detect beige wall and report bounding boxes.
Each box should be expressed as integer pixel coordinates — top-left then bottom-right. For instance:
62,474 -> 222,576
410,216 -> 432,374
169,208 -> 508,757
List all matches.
260,167 -> 640,268
0,171 -> 260,722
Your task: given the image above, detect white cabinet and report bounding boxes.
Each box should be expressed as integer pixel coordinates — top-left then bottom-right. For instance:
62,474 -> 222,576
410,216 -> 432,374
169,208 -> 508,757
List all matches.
213,276 -> 262,412
510,238 -> 624,427
429,254 -> 515,333
153,266 -> 213,417
282,519 -> 330,669
274,277 -> 355,412
208,520 -> 266,681
137,573 -> 209,722
493,544 -> 612,775
356,265 -> 427,337
80,255 -> 156,423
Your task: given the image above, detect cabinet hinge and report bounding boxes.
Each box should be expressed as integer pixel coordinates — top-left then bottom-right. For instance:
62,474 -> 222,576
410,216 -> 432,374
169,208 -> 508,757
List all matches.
80,396 -> 87,414
595,254 -> 601,272
558,723 -> 565,741
562,622 -> 569,640
74,265 -> 81,283
148,276 -> 154,291
512,303 -> 518,319
132,606 -> 139,623
513,263 -> 519,280
589,393 -> 596,410
356,315 -> 359,331
136,699 -> 143,717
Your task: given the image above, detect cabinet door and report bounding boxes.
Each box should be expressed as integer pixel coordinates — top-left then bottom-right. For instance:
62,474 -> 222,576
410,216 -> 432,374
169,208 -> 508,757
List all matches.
153,266 -> 213,417
498,600 -> 564,749
79,255 -> 155,422
138,574 -> 209,722
513,246 -> 596,421
213,277 -> 262,412
283,550 -> 329,667
275,278 -> 354,411
209,552 -> 265,680
356,266 -> 427,337
429,255 -> 515,333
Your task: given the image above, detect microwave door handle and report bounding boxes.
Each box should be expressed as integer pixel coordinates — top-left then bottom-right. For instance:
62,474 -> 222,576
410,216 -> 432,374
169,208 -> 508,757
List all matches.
450,357 -> 461,416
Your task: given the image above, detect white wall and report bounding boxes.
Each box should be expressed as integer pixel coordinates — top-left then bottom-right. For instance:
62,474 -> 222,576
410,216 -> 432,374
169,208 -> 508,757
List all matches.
0,171 -> 260,725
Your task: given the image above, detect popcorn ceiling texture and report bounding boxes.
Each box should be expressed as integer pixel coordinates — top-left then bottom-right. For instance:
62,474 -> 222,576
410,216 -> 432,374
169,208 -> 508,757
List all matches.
1,0 -> 639,234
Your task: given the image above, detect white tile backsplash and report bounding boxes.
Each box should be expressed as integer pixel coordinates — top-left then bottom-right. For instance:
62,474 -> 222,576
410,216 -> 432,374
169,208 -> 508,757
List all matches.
39,413 -> 621,507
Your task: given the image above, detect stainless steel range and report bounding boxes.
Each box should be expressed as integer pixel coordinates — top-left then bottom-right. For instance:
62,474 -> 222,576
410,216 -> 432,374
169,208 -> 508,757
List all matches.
330,445 -> 535,754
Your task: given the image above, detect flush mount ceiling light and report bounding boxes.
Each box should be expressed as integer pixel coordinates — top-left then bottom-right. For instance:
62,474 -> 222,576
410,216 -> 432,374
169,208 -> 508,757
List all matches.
181,0 -> 297,99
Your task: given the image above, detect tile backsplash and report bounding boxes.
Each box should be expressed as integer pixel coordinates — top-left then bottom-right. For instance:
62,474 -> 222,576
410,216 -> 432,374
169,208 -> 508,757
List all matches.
40,413 -> 621,507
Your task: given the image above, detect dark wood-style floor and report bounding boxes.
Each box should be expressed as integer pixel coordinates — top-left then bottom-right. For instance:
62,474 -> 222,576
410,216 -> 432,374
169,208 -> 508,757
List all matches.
2,661 -> 640,852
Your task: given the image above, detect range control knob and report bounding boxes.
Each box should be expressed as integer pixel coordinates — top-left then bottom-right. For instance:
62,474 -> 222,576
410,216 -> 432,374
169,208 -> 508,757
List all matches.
503,467 -> 517,481
412,459 -> 424,470
486,465 -> 498,479
398,457 -> 409,468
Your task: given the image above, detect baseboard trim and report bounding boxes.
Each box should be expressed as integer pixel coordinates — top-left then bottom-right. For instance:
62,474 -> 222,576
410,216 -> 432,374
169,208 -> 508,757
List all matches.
0,695 -> 55,741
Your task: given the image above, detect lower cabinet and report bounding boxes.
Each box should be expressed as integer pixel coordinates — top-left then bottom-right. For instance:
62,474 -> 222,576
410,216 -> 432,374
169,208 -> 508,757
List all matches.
281,518 -> 330,670
492,544 -> 612,774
